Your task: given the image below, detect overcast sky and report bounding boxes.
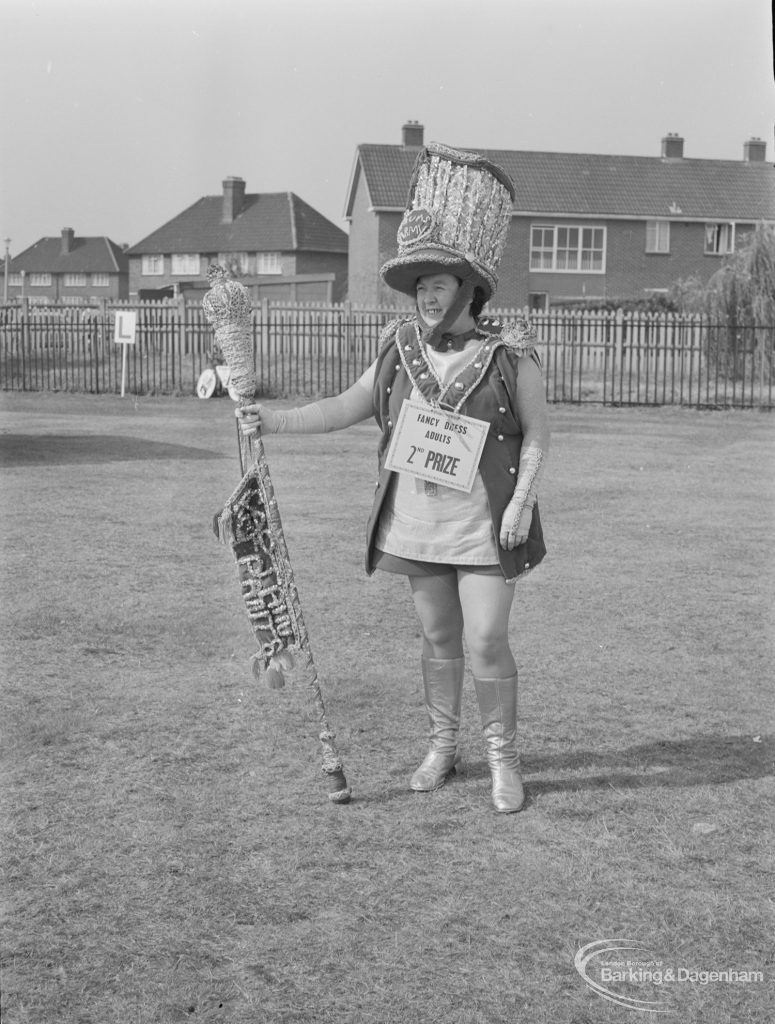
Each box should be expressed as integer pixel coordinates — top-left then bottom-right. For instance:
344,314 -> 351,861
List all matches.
1,0 -> 773,256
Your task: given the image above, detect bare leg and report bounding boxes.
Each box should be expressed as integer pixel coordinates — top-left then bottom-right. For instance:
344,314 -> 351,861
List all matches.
456,570 -> 516,678
407,572 -> 466,791
409,572 -> 465,660
458,571 -> 524,812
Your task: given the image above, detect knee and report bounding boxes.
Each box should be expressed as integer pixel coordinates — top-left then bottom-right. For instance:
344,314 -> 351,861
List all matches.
465,622 -> 509,663
421,619 -> 462,651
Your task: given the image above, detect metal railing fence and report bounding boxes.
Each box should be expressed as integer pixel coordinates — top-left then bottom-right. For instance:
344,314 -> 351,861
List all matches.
1,299 -> 772,409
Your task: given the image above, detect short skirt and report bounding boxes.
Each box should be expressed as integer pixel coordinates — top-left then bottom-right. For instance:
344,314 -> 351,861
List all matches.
372,548 -> 503,578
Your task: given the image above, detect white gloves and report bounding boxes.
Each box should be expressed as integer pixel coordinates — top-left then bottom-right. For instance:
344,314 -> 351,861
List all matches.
499,442 -> 545,550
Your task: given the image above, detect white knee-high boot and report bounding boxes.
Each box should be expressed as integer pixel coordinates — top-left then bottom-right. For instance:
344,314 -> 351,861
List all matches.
473,673 -> 525,813
410,657 -> 465,792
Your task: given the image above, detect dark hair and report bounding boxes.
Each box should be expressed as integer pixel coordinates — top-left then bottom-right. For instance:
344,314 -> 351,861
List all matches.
470,286 -> 487,319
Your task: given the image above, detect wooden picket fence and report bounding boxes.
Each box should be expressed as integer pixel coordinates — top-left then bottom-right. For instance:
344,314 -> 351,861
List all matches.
0,298 -> 772,409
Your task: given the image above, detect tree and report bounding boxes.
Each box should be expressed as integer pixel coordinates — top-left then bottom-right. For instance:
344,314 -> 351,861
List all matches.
670,223 -> 775,383
706,222 -> 775,324
671,222 -> 775,322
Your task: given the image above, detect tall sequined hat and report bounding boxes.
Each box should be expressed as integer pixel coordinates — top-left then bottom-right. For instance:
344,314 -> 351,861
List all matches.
380,142 -> 516,301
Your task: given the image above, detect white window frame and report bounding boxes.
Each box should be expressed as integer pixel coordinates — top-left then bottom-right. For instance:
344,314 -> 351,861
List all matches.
218,252 -> 250,276
530,224 -> 606,273
28,273 -> 52,287
529,227 -> 555,271
646,220 -> 670,253
141,255 -> 165,276
705,222 -> 735,255
91,273 -> 110,287
64,273 -> 87,287
171,253 -> 201,276
9,273 -> 23,286
256,252 -> 283,275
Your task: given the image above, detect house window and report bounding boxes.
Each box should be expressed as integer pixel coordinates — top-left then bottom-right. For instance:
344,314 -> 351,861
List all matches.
92,273 -> 110,287
528,292 -> 548,311
9,273 -> 23,286
171,254 -> 201,276
256,252 -> 282,275
705,223 -> 735,255
28,273 -> 52,287
142,255 -> 165,276
530,228 -> 555,270
218,252 -> 250,276
64,273 -> 87,287
530,225 -> 605,272
646,220 -> 670,253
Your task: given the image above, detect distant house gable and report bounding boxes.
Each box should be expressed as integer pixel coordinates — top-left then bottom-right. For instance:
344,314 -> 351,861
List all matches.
344,145 -> 419,215
125,179 -> 348,301
7,230 -> 129,301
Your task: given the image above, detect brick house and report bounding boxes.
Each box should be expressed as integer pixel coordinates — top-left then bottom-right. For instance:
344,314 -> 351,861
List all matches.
125,178 -> 348,302
5,229 -> 129,303
344,122 -> 775,309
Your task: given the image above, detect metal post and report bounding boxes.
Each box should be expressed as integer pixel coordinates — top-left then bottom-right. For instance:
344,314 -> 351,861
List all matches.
3,238 -> 9,302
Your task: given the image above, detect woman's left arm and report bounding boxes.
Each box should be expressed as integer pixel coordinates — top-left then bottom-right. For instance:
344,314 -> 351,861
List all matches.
499,355 -> 550,550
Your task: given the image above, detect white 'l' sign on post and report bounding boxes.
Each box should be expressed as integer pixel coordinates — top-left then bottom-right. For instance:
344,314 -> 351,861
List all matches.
113,311 -> 137,397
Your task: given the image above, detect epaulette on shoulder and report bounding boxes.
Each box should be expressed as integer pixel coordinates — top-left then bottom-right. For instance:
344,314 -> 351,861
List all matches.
478,313 -> 538,357
378,314 -> 414,352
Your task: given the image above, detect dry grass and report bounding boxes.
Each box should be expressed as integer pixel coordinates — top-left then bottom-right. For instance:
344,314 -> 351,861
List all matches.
1,393 -> 773,1024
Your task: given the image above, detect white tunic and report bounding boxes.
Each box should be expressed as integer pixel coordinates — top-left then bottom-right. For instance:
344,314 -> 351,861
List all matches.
374,341 -> 500,565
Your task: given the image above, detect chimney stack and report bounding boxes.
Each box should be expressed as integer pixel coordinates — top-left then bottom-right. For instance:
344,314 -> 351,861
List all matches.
222,177 -> 246,223
402,121 -> 424,148
743,137 -> 766,163
61,227 -> 75,254
661,133 -> 684,159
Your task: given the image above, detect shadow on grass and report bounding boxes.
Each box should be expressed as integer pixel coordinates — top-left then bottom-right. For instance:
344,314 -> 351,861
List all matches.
521,733 -> 773,796
363,735 -> 773,806
0,433 -> 225,465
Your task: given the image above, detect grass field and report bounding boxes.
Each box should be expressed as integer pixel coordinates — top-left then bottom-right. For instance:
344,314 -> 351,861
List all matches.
1,392 -> 773,1024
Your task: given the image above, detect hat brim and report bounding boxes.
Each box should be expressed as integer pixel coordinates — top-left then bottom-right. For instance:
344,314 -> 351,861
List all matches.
380,249 -> 493,301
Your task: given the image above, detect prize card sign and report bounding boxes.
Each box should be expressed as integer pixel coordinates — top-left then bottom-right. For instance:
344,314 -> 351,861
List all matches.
384,399 -> 489,493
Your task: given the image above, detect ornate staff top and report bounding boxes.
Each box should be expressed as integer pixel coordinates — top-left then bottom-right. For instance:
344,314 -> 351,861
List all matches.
201,265 -> 256,399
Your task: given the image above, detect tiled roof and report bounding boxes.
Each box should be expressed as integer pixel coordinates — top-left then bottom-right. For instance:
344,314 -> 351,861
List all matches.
126,192 -> 348,255
11,237 -> 128,273
288,194 -> 349,251
350,144 -> 775,221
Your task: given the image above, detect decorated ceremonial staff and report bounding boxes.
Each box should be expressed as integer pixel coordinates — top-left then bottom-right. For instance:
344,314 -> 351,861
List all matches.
202,265 -> 351,804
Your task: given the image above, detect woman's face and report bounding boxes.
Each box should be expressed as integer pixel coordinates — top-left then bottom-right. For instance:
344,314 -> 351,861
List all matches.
416,273 -> 461,328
